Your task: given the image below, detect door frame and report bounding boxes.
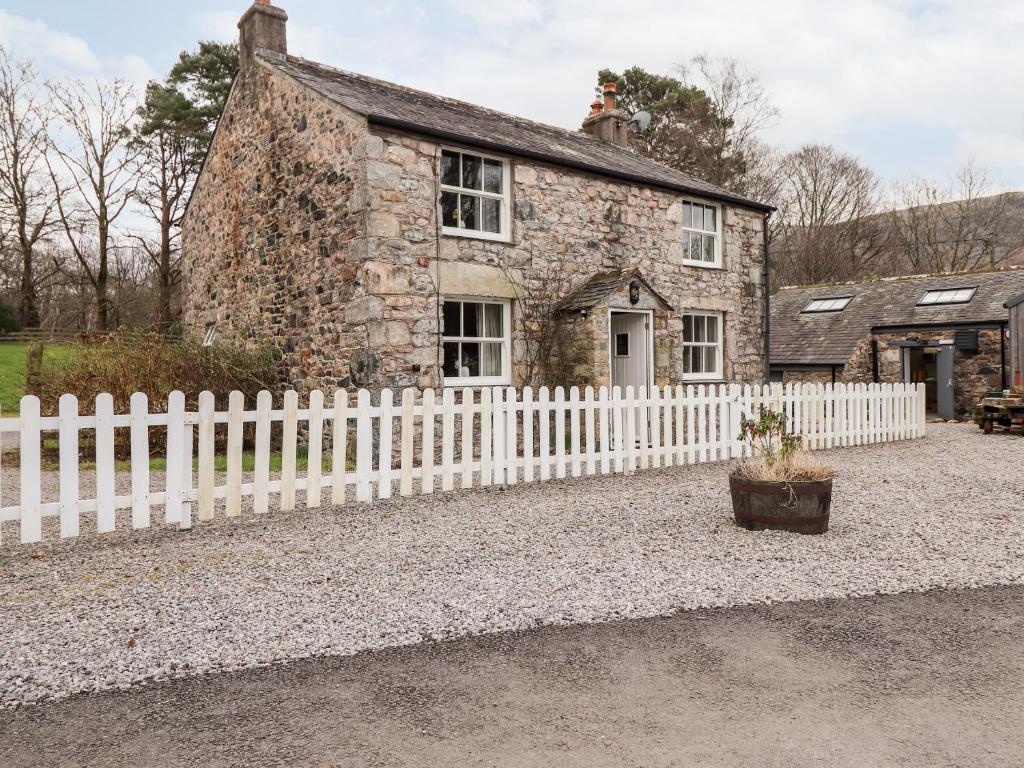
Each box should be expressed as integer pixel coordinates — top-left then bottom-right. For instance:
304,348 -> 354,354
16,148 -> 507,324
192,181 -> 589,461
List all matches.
608,309 -> 655,392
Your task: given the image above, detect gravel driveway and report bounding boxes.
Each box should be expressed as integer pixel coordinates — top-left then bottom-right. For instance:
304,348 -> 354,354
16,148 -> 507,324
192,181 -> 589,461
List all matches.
2,423 -> 1022,708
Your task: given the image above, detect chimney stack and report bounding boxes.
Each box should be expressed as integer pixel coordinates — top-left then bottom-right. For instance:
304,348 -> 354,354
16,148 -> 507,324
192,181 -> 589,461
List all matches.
582,81 -> 629,146
238,0 -> 288,79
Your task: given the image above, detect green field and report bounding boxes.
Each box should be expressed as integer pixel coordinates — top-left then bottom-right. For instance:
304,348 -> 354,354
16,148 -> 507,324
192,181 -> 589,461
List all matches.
0,343 -> 78,414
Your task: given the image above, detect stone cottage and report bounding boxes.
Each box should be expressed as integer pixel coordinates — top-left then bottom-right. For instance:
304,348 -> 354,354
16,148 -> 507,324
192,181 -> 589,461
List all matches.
181,1 -> 773,396
770,268 -> 1024,419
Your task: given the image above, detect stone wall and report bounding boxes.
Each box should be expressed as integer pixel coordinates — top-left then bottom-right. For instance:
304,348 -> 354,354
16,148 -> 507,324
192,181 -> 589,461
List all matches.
182,59 -> 371,393
183,61 -> 768,396
357,127 -> 767,390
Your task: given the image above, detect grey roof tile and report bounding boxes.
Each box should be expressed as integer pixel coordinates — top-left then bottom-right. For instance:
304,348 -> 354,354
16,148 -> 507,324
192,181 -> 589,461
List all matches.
771,268 -> 1024,366
264,55 -> 771,212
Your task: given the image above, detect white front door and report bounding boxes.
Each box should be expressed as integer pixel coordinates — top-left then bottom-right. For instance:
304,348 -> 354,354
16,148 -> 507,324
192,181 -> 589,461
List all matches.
610,312 -> 651,392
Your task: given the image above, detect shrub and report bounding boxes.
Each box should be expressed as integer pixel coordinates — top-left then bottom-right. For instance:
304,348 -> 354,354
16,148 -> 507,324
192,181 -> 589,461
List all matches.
0,298 -> 22,334
33,330 -> 279,415
734,407 -> 835,482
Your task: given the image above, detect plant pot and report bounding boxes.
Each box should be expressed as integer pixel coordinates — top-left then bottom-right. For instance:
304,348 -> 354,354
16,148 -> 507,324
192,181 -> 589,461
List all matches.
728,473 -> 833,535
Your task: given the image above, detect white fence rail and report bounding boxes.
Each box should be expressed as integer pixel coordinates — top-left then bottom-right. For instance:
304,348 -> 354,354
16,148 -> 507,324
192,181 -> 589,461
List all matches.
0,382 -> 925,545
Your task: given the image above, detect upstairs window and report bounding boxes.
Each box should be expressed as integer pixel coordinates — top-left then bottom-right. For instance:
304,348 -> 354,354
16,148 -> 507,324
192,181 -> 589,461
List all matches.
802,296 -> 853,313
441,298 -> 511,386
682,201 -> 722,268
440,149 -> 510,241
917,287 -> 976,306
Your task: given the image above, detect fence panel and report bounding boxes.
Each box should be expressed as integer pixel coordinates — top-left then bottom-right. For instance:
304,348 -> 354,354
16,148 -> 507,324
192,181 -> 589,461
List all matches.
0,382 -> 927,545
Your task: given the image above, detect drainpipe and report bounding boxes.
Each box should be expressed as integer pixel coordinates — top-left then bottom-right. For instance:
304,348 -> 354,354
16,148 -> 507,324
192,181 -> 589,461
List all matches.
762,212 -> 771,385
871,338 -> 880,383
1000,320 -> 1007,389
831,365 -> 837,385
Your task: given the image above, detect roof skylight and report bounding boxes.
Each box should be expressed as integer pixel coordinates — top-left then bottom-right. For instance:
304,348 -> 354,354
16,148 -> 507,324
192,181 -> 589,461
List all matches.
917,287 -> 976,306
802,296 -> 853,313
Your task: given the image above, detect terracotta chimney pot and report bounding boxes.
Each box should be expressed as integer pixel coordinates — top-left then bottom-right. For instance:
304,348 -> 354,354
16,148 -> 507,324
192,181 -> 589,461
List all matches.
589,99 -> 604,117
603,82 -> 617,111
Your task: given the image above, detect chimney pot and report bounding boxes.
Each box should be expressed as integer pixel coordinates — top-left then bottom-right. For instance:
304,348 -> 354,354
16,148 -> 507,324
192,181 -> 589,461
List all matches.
603,82 -> 617,111
589,99 -> 603,117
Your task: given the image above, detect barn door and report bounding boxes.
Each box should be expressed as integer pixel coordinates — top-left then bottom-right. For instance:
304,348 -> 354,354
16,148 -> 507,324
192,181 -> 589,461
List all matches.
937,345 -> 955,420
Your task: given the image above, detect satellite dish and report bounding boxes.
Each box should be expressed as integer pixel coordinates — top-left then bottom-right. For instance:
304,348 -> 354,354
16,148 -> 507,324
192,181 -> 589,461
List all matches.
628,110 -> 652,132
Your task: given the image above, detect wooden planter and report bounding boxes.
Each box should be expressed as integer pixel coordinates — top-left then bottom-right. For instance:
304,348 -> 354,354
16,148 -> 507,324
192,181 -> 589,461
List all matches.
728,474 -> 833,535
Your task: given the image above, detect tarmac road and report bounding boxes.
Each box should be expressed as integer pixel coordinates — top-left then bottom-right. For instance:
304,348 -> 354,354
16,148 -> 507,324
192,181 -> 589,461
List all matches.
2,585 -> 1022,767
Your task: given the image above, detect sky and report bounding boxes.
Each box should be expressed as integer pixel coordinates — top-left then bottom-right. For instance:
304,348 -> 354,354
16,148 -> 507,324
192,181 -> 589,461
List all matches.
1,0 -> 1023,192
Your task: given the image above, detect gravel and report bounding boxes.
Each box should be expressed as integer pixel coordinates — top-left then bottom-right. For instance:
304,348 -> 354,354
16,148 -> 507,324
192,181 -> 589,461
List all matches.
1,422 -> 1022,709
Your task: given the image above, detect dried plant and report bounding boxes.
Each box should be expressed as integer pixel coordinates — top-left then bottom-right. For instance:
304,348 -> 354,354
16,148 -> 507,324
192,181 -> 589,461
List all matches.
735,406 -> 835,482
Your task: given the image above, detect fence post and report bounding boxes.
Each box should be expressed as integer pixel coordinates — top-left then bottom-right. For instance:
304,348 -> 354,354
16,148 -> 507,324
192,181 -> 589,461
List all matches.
19,395 -> 42,544
356,389 -> 374,501
584,386 -> 596,476
130,392 -> 151,529
307,389 -> 325,507
197,390 -> 216,520
58,394 -> 80,539
420,388 -> 435,495
480,387 -> 493,486
95,393 -> 116,533
599,386 -> 611,475
624,385 -> 637,474
225,390 -> 244,518
569,386 -> 581,477
165,391 -> 185,527
254,390 -> 272,515
522,387 -> 534,483
400,388 -> 414,496
378,388 -> 394,499
506,387 -> 519,485
554,386 -> 566,479
492,386 -> 505,485
461,388 -> 475,488
332,390 -> 349,505
441,388 -> 454,492
281,390 -> 299,511
537,386 -> 550,481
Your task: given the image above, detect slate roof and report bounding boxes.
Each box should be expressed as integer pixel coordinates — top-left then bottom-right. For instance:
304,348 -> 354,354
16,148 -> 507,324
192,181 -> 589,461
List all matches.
771,268 -> 1024,366
559,270 -> 672,313
263,54 -> 771,212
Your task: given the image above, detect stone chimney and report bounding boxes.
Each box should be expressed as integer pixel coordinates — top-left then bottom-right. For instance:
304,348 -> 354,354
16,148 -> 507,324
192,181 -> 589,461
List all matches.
581,82 -> 629,146
238,0 -> 288,79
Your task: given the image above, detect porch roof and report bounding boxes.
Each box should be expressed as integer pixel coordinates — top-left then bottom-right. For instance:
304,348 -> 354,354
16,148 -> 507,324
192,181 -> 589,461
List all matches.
559,270 -> 673,313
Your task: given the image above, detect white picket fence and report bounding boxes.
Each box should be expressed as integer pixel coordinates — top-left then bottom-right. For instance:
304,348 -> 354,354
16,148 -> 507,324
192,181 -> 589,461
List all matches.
0,382 -> 926,545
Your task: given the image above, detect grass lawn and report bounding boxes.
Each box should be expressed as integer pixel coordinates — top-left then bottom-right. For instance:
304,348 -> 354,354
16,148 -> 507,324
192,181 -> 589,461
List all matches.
0,343 -> 78,414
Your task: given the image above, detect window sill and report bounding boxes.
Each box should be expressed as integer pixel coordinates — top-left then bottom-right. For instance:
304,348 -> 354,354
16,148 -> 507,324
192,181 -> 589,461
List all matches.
682,259 -> 724,270
441,378 -> 511,389
441,227 -> 511,244
681,376 -> 725,384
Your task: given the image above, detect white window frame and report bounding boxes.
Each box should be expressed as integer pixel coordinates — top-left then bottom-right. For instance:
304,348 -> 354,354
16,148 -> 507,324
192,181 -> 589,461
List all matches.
682,310 -> 724,382
441,296 -> 512,387
439,147 -> 512,243
681,198 -> 723,269
917,287 -> 977,306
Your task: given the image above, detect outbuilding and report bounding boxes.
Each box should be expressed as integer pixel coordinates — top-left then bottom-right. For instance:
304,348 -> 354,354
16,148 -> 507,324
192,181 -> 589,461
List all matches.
770,268 -> 1024,419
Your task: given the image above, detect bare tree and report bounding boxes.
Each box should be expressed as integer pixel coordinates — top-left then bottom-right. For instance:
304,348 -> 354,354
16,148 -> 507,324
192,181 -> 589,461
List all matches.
888,163 -> 1020,274
0,46 -> 59,327
772,144 -> 886,286
46,77 -> 140,330
678,55 -> 781,198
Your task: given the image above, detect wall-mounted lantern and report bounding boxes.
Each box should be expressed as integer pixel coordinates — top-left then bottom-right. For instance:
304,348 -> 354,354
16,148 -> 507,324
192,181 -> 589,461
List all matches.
629,279 -> 640,305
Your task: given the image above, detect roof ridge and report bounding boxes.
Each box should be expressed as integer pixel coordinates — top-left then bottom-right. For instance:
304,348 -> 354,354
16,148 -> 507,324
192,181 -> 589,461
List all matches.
777,264 -> 1024,291
279,54 -> 642,159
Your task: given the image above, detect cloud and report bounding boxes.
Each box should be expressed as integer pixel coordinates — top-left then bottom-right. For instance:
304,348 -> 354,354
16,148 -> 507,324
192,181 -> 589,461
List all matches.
0,9 -> 102,73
